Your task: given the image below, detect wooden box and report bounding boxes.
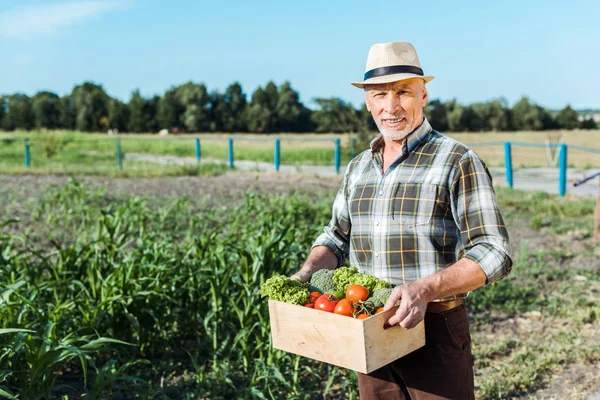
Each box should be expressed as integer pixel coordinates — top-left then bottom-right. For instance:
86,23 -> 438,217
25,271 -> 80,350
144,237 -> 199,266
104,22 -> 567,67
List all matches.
268,300 -> 425,374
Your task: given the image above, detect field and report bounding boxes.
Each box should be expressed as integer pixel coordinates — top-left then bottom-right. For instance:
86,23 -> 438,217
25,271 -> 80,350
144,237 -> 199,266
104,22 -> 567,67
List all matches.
0,172 -> 598,399
1,130 -> 599,177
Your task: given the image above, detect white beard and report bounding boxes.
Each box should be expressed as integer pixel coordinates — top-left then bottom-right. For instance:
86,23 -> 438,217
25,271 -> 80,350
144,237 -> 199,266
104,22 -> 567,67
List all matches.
375,121 -> 413,141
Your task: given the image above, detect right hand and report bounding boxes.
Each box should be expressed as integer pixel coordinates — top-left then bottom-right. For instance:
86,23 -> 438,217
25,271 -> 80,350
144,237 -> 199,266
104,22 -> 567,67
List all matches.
290,269 -> 312,283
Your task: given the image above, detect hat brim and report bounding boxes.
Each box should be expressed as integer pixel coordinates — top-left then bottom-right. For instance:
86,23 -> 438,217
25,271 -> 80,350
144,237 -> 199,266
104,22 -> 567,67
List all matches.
351,73 -> 435,88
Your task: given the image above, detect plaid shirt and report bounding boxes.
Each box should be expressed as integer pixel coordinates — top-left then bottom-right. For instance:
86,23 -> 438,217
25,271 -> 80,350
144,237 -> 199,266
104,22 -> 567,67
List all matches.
313,118 -> 512,301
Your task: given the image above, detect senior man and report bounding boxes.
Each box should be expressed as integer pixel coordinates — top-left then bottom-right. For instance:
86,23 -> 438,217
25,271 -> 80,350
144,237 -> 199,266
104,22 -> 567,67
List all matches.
291,41 -> 512,399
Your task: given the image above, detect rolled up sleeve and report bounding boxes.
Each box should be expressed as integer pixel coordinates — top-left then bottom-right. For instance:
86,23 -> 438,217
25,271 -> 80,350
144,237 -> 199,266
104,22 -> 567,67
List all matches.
312,170 -> 352,267
451,150 -> 512,283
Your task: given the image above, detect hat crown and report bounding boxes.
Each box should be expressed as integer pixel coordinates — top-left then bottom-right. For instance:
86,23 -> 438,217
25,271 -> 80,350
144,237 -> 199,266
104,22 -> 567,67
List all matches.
364,42 -> 422,73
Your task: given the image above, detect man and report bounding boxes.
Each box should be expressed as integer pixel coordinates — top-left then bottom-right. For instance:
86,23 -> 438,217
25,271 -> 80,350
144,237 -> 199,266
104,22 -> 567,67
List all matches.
291,41 -> 512,399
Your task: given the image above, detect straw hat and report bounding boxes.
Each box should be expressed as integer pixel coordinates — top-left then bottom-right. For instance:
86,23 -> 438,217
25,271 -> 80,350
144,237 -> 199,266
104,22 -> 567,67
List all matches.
351,41 -> 434,88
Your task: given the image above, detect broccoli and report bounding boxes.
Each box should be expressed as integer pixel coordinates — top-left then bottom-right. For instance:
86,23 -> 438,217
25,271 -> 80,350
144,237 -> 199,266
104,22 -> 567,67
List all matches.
367,288 -> 394,309
352,274 -> 392,295
260,274 -> 309,306
308,269 -> 337,294
333,267 -> 360,292
333,266 -> 392,294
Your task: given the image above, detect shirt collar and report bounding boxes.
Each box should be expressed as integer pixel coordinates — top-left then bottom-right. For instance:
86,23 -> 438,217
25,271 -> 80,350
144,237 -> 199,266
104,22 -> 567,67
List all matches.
369,117 -> 433,156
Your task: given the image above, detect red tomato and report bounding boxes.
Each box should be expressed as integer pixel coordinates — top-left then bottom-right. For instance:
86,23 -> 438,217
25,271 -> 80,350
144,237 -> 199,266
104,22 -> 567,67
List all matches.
314,294 -> 339,313
309,291 -> 321,304
346,284 -> 369,304
333,299 -> 354,317
305,303 -> 314,308
356,313 -> 369,320
375,307 -> 385,314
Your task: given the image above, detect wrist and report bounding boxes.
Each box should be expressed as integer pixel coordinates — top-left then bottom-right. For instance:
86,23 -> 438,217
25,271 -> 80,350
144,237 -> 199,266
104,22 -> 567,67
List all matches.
417,278 -> 437,303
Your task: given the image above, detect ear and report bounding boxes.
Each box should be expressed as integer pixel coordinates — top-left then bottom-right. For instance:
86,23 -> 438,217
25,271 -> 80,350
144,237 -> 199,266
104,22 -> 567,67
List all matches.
421,84 -> 428,106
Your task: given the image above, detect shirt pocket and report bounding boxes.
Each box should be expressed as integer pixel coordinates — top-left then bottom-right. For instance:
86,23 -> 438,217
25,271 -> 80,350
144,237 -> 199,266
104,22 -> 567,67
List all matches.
390,183 -> 438,228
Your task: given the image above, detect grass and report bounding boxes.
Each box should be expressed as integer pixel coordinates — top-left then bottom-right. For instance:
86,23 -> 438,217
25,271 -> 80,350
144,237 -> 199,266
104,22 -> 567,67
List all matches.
1,130 -> 599,176
0,179 -> 597,398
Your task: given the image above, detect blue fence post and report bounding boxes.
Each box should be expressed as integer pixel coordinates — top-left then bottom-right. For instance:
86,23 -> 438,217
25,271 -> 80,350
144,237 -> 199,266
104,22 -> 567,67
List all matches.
334,138 -> 341,174
24,139 -> 31,168
116,138 -> 123,169
228,138 -> 234,168
195,138 -> 201,165
504,142 -> 513,188
559,144 -> 568,196
274,138 -> 281,171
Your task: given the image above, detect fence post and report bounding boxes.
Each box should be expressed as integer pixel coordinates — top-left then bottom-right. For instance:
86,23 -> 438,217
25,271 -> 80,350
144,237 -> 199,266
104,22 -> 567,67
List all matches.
195,138 -> 201,164
350,137 -> 357,158
334,138 -> 341,174
116,138 -> 123,169
559,144 -> 568,196
24,139 -> 31,168
228,138 -> 234,168
504,142 -> 513,188
274,138 -> 281,171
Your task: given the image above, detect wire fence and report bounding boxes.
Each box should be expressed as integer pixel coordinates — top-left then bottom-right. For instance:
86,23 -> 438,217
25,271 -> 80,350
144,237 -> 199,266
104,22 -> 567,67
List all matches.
8,136 -> 600,196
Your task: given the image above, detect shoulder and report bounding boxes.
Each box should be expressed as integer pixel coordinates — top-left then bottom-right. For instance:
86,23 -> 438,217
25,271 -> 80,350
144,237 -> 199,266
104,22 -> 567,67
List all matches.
426,130 -> 473,162
346,148 -> 372,174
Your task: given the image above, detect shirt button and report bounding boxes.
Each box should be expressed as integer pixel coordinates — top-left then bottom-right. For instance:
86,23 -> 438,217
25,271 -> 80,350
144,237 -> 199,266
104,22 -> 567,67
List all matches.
376,220 -> 380,226
378,190 -> 384,196
374,251 -> 379,257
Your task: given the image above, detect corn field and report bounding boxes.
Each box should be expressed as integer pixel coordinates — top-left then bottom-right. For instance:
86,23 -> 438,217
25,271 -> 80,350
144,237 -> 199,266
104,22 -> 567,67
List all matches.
0,180 -> 357,399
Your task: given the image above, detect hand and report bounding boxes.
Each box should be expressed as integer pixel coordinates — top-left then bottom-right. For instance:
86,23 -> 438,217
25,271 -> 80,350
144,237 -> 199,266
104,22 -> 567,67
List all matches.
385,282 -> 431,329
290,269 -> 312,283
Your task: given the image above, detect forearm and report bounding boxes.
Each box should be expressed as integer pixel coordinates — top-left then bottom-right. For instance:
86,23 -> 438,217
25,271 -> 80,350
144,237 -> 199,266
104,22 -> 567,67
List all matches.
385,258 -> 487,328
420,258 -> 487,303
290,246 -> 338,282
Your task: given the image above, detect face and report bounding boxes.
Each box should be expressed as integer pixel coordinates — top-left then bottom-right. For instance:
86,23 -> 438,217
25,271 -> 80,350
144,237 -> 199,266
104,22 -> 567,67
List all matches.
364,78 -> 428,141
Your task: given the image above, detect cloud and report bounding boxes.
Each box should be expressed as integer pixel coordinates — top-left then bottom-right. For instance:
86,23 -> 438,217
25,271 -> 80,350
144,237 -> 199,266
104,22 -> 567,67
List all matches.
0,1 -> 128,39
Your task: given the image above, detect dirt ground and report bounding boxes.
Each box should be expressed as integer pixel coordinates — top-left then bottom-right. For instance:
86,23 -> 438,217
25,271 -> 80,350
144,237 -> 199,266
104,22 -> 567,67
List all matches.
1,172 -> 598,399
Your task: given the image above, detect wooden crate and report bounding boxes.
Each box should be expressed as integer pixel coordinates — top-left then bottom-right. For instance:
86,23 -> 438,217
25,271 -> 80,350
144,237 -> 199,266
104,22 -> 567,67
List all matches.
268,299 -> 425,374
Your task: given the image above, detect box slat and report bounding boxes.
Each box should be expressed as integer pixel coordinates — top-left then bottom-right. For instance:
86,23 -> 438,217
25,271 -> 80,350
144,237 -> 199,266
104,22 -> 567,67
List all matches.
269,300 -> 366,370
268,300 -> 426,373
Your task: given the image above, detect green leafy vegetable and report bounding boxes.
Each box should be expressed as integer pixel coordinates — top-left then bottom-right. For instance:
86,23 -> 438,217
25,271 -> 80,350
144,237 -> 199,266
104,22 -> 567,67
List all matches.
260,274 -> 309,306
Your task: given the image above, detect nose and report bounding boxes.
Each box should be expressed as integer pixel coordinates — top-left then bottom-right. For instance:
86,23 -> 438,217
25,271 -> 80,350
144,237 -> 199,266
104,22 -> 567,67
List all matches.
383,92 -> 401,114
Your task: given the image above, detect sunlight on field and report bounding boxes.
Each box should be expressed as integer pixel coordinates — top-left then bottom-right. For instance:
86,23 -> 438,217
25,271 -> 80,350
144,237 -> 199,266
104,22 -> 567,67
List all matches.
1,129 -> 599,169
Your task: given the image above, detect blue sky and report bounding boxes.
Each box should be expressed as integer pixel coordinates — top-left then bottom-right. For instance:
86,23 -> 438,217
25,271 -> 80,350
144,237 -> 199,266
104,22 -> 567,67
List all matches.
1,0 -> 598,110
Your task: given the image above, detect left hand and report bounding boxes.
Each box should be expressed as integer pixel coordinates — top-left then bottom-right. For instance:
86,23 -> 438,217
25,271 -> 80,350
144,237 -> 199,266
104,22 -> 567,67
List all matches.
384,282 -> 431,329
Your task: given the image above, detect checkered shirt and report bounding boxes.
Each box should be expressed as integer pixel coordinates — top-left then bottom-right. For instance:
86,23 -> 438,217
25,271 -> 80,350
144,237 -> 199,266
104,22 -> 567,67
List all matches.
312,118 -> 512,301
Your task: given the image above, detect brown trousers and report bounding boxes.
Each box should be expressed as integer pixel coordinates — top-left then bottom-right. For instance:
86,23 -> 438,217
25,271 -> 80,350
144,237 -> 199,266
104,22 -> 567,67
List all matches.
358,304 -> 475,400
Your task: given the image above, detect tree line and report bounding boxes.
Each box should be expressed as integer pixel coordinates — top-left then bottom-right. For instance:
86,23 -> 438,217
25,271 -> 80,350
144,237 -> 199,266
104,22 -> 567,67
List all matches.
0,81 -> 596,133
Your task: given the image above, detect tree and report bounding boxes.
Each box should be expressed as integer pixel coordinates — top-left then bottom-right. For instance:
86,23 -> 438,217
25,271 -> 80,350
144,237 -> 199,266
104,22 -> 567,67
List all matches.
127,90 -> 147,132
71,82 -> 110,132
31,91 -> 61,129
424,99 -> 448,131
488,98 -> 511,131
157,87 -> 183,131
247,84 -> 278,133
311,98 -> 361,133
144,95 -> 160,133
0,97 -> 5,129
464,103 -> 489,132
580,118 -> 597,130
174,82 -> 210,132
59,95 -> 75,130
108,99 -> 129,131
276,81 -> 305,132
1,94 -> 34,130
445,99 -> 465,132
222,82 -> 248,132
555,105 -> 579,130
511,97 -> 547,131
